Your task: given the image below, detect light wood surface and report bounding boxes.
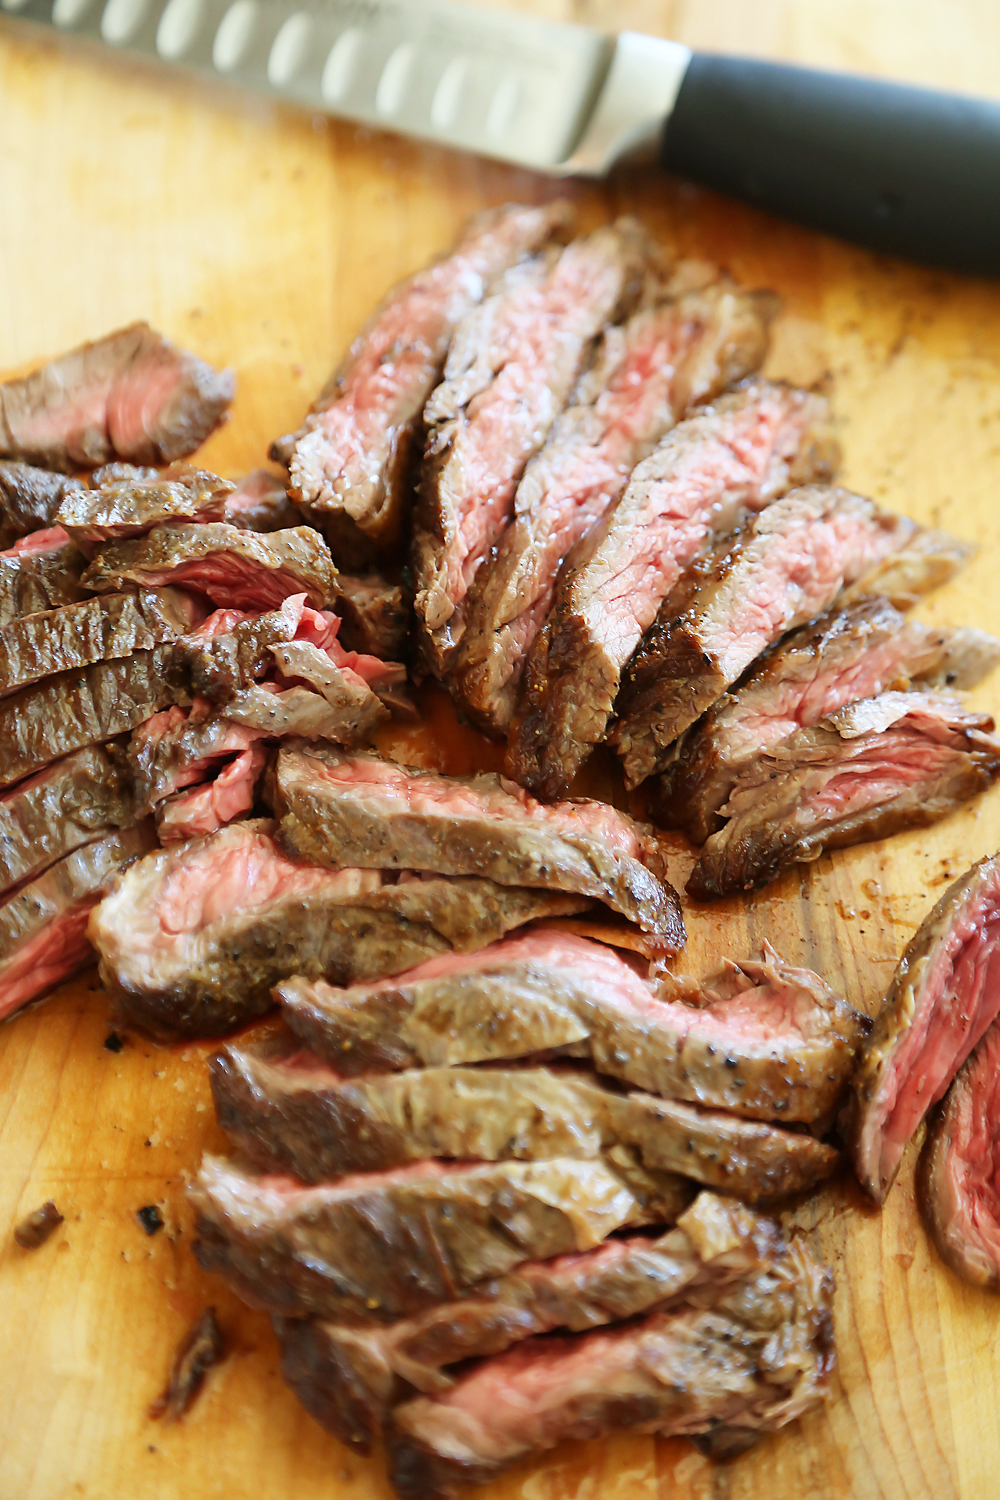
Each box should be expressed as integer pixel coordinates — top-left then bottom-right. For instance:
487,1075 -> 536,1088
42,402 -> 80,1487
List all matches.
3,5 -> 1000,1498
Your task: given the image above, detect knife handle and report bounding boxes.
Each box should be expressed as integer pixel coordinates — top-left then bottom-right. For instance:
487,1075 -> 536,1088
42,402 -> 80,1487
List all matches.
660,54 -> 1000,277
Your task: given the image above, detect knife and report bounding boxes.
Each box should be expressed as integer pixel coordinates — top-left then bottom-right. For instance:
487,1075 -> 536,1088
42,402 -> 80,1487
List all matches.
6,0 -> 1000,276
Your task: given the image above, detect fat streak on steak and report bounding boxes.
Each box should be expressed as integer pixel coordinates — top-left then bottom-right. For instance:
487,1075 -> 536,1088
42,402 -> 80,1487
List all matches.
506,378 -> 836,800
655,597 -> 1000,844
689,691 -> 1000,900
282,202 -> 571,563
0,322 -> 233,471
54,465 -> 233,548
278,931 -> 867,1123
846,851 -> 1000,1204
451,278 -> 777,735
192,1153 -> 692,1323
0,822 -> 156,1021
269,746 -> 684,944
0,528 -> 87,625
917,1013 -> 1000,1291
412,220 -> 649,677
614,486 -> 923,786
224,469 -> 301,533
0,462 -> 84,540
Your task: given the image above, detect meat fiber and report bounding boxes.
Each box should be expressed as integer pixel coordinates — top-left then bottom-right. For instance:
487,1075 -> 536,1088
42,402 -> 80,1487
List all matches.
451,279 -> 777,735
269,746 -> 684,945
412,220 -> 650,677
506,379 -> 836,800
0,822 -> 157,1021
847,851 -> 1000,1204
155,745 -> 268,842
80,522 -> 338,611
836,525 -> 975,611
0,322 -> 233,471
0,527 -> 87,626
224,469 -> 300,533
689,692 -> 1000,900
54,464 -> 233,548
281,202 -> 571,564
333,571 -> 409,662
278,931 -> 867,1124
655,597 -> 1000,844
917,1015 -> 1000,1291
192,1153 -> 692,1323
89,819 -> 589,1041
0,462 -> 84,539
615,486 -> 923,787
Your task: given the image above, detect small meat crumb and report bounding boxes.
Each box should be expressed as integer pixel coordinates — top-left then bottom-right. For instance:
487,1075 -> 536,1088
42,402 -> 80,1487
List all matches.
137,1205 -> 164,1236
103,1032 -> 125,1053
149,1308 -> 225,1421
14,1201 -> 64,1249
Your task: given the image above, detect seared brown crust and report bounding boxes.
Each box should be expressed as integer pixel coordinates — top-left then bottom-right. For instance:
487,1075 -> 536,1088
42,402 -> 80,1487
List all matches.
0,536 -> 87,627
333,571 -> 409,661
0,462 -> 84,537
55,466 -> 232,546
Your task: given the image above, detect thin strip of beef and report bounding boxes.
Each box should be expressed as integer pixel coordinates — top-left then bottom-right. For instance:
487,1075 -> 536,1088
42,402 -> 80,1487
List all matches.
333,571 -> 409,662
89,819 -> 589,1041
269,746 -> 684,945
0,462 -> 85,540
451,280 -> 777,736
386,1227 -> 834,1496
654,597 -> 1000,844
0,322 -> 234,471
0,528 -> 87,626
80,523 -> 338,611
54,465 -> 233,549
282,202 -> 571,564
689,691 -> 1000,901
224,469 -> 301,533
0,822 -> 157,1021
277,931 -> 867,1124
836,524 -> 974,610
412,220 -> 650,678
614,486 -> 922,787
155,745 -> 268,843
0,588 -> 199,698
192,1153 -> 691,1324
917,1014 -> 1000,1291
506,379 -> 837,800
846,851 -> 1000,1204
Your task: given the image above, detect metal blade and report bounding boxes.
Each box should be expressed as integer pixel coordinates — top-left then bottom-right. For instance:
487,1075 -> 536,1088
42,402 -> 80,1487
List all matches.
1,0 -> 690,174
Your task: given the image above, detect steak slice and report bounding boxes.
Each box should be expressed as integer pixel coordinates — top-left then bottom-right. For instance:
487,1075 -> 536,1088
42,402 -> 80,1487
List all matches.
0,322 -> 234,471
333,571 -> 409,662
0,587 -> 198,698
128,704 -> 269,808
614,486 -> 922,786
210,1040 -> 838,1201
451,280 -> 777,735
0,528 -> 87,626
836,524 -> 974,610
54,465 -> 233,548
845,851 -> 1000,1204
0,462 -> 85,539
917,1014 -> 1000,1291
0,822 -> 157,1021
80,522 -> 338,611
506,379 -> 836,800
655,597 -> 1000,844
192,1153 -> 691,1323
269,746 -> 684,944
278,931 -> 866,1124
412,220 -> 650,677
689,691 -> 1000,900
224,469 -> 300,533
387,1222 -> 833,1494
155,744 -> 268,842
283,202 -> 571,563
274,1191 -> 805,1451
89,819 -> 588,1041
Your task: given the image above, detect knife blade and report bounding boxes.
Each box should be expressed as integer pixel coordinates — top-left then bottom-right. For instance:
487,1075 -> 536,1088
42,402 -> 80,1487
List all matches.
5,0 -> 1000,275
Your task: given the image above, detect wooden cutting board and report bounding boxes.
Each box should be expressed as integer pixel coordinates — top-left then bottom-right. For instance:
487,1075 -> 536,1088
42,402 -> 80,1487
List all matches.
3,5 -> 1000,1497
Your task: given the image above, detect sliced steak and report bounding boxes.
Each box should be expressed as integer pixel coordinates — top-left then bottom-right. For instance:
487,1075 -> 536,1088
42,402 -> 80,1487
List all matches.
452,279 -> 776,734
846,852 -> 1000,1204
0,462 -> 85,538
836,525 -> 974,610
412,220 -> 650,677
386,1225 -> 833,1495
917,1015 -> 1000,1291
0,528 -> 87,626
211,1040 -> 837,1201
212,683 -> 386,742
269,746 -> 684,944
89,819 -> 588,1041
224,469 -> 300,533
192,1153 -> 691,1323
278,931 -> 866,1124
54,464 -> 233,548
80,522 -> 337,611
689,691 -> 1000,900
0,322 -> 233,471
0,822 -> 157,1021
128,704 -> 269,808
282,202 -> 570,563
156,744 -> 268,842
655,598 -> 1000,844
270,642 -> 388,742
0,587 -> 198,698
333,571 -> 409,662
614,487 -> 921,786
506,379 -> 836,800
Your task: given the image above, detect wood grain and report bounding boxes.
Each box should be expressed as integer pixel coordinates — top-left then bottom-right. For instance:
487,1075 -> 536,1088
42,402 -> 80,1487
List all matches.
2,5 -> 1000,1497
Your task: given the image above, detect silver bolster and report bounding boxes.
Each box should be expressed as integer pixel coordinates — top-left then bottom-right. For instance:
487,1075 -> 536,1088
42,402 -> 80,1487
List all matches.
562,32 -> 692,176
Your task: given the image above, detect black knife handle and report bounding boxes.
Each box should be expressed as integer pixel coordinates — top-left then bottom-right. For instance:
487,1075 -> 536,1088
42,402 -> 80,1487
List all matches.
661,53 -> 1000,277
